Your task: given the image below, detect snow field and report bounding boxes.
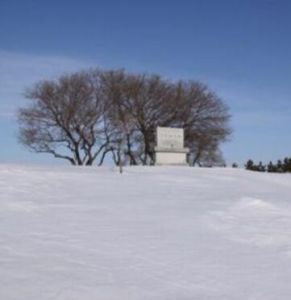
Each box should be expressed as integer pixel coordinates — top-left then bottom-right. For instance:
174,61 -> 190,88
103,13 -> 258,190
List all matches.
1,165 -> 291,299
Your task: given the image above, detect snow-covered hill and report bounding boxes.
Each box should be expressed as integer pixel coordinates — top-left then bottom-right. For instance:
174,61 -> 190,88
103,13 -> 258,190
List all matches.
1,165 -> 291,300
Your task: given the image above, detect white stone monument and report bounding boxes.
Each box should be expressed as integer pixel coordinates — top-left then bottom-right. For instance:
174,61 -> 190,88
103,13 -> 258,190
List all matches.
155,127 -> 189,165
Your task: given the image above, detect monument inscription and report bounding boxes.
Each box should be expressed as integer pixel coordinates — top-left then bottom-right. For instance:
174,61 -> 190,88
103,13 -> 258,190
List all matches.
157,127 -> 184,149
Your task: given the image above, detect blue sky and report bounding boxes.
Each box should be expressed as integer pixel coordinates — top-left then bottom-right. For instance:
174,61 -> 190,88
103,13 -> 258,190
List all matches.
1,0 -> 291,166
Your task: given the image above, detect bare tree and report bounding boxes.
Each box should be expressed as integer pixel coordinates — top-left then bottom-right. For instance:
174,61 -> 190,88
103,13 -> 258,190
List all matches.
172,81 -> 231,166
114,73 -> 176,165
110,76 -> 231,166
98,70 -> 139,167
18,71 -> 109,165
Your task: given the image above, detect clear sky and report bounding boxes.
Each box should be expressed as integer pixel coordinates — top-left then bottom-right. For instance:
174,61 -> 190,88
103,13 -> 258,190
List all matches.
1,0 -> 291,166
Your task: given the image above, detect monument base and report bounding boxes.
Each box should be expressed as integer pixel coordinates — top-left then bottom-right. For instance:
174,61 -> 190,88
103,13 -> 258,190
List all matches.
155,148 -> 189,166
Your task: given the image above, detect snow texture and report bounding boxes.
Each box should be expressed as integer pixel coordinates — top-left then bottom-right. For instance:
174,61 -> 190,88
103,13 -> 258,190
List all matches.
1,165 -> 291,300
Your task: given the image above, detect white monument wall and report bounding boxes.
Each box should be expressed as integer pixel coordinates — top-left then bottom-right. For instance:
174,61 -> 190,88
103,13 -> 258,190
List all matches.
155,127 -> 189,166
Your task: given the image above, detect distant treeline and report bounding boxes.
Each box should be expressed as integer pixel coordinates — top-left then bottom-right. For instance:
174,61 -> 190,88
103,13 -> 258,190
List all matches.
245,158 -> 291,173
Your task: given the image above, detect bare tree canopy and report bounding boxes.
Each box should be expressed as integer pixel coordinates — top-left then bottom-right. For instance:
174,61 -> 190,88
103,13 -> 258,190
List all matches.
18,69 -> 231,166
